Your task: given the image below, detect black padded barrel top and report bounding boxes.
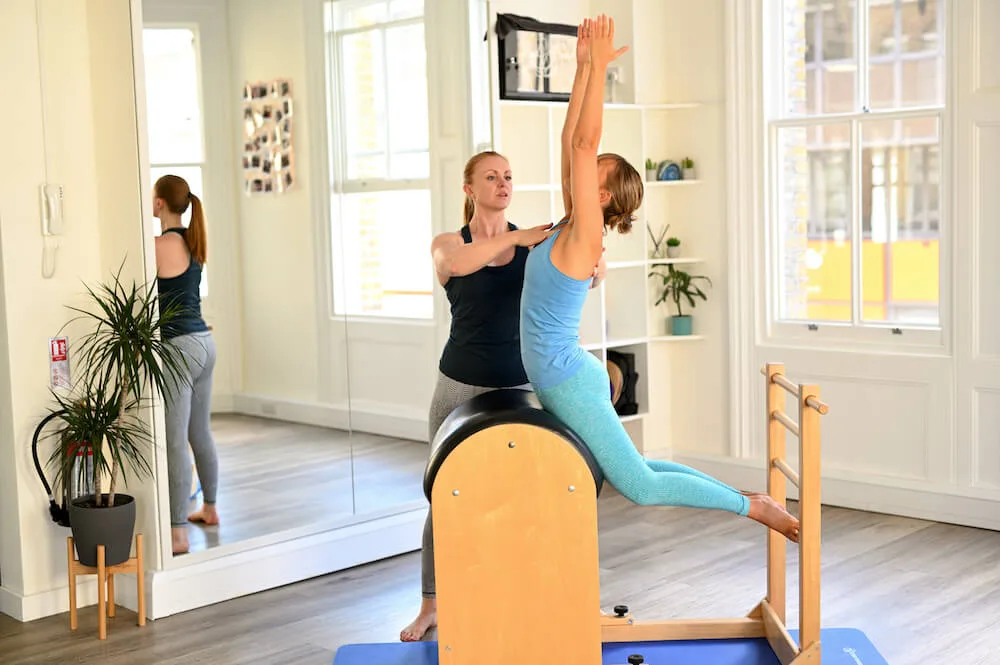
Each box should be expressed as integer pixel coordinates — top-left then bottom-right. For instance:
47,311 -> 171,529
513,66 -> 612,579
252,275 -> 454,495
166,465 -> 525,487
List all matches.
423,388 -> 605,501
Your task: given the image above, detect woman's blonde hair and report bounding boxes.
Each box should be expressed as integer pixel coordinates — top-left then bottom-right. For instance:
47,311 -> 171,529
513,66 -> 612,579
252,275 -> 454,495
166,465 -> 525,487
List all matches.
598,153 -> 644,234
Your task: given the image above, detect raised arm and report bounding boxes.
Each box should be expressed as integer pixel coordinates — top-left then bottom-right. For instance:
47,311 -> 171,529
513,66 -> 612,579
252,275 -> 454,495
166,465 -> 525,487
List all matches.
560,20 -> 592,220
565,15 -> 628,275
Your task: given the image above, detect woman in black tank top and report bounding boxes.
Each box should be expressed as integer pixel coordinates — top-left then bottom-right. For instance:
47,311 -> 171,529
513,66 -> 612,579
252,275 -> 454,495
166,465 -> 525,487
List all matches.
153,175 -> 220,557
399,151 -> 559,641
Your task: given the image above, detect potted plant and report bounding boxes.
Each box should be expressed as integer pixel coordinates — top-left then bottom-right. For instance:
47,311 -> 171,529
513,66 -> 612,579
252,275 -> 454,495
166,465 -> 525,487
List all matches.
45,264 -> 185,567
649,263 -> 712,336
681,157 -> 696,180
666,237 -> 681,259
645,158 -> 658,182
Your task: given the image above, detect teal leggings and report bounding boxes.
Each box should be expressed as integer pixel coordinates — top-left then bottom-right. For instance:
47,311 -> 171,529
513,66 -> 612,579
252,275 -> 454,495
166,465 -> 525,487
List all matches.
535,352 -> 750,516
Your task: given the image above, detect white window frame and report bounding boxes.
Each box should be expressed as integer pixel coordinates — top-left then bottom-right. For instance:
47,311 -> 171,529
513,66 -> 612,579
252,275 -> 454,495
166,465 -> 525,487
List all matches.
761,0 -> 949,350
323,0 -> 434,323
142,23 -> 210,300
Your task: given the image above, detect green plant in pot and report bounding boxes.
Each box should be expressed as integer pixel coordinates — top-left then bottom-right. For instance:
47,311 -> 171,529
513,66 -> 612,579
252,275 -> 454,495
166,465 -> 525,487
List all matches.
666,236 -> 681,259
649,263 -> 712,336
46,265 -> 185,567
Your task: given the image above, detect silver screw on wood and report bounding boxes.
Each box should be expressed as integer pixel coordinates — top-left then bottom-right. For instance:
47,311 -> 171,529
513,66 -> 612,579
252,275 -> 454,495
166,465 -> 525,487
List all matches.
452,490 -> 459,496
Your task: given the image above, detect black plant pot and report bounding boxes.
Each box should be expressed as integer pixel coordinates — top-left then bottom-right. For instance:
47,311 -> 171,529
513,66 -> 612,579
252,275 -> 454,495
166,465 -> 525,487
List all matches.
69,494 -> 136,567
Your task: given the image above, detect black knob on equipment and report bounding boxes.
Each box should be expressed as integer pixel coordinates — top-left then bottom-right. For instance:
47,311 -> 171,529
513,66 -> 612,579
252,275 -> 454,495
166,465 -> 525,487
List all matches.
628,655 -> 645,664
613,604 -> 629,617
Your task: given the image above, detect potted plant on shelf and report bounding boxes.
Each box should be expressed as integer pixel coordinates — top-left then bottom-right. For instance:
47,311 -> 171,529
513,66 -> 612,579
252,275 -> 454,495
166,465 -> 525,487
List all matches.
666,236 -> 681,259
681,157 -> 696,180
46,264 -> 185,567
645,158 -> 658,182
649,263 -> 712,336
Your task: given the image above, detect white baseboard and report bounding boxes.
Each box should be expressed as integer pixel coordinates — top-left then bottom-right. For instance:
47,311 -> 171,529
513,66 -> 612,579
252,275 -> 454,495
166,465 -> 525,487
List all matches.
211,392 -> 235,413
2,574 -> 102,622
1,508 -> 425,622
230,393 -> 427,441
148,507 -> 426,619
672,452 -> 1000,532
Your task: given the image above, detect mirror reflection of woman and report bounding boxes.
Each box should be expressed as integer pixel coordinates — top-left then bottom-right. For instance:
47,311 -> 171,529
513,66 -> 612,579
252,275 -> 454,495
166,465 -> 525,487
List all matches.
152,175 -> 220,556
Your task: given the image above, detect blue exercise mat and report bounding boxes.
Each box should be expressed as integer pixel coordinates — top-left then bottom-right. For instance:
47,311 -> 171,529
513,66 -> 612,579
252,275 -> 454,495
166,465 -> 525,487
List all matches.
332,628 -> 887,664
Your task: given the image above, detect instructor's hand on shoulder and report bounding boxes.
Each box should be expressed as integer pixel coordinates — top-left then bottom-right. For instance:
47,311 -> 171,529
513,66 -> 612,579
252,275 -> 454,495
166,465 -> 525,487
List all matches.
588,14 -> 628,67
516,223 -> 554,248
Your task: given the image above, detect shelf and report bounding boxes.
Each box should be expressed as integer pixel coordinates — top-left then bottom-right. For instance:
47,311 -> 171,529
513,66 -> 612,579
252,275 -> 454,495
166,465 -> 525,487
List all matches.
649,335 -> 705,343
645,180 -> 702,188
619,413 -> 646,423
608,257 -> 705,269
606,335 -> 705,348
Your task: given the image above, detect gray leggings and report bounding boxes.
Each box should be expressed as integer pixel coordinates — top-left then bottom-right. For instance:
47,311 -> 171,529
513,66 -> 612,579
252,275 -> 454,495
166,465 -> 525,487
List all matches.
421,372 -> 531,598
164,331 -> 218,527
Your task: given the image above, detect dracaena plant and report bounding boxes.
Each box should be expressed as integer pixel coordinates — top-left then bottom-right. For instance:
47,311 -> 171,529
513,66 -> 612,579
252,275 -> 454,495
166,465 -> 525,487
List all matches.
46,262 -> 188,507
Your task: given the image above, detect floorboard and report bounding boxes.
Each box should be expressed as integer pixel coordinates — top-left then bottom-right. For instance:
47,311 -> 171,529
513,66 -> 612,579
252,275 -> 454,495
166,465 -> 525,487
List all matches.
3,493 -> 999,664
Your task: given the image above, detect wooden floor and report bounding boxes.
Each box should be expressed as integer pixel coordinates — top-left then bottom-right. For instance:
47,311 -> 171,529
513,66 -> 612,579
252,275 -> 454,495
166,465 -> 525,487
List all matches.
3,491 -> 999,664
184,414 -> 428,553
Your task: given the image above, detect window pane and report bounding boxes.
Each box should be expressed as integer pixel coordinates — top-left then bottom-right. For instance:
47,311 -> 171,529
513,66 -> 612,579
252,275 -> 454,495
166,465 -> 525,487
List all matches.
341,30 -> 386,179
385,24 -> 429,178
335,0 -> 388,29
822,67 -> 856,114
860,117 -> 940,325
821,2 -> 855,61
782,1 -> 813,115
901,57 -> 941,107
142,29 -> 203,164
336,189 -> 433,318
869,61 -> 896,110
902,0 -> 940,53
777,124 -> 852,322
869,0 -> 943,110
389,0 -> 422,20
149,166 -> 208,298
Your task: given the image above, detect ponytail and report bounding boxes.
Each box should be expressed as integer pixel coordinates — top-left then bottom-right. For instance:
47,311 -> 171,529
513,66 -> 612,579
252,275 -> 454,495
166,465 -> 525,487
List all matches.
463,195 -> 475,225
154,174 -> 207,264
186,194 -> 207,264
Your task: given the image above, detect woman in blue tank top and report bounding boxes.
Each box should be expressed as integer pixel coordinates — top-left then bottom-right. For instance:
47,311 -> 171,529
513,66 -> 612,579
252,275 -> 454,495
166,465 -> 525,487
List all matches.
400,150 -> 605,641
153,175 -> 220,556
520,16 -> 801,543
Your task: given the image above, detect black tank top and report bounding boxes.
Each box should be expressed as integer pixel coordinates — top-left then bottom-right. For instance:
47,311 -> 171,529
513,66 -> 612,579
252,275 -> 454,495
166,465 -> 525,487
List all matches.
438,223 -> 529,387
156,228 -> 209,340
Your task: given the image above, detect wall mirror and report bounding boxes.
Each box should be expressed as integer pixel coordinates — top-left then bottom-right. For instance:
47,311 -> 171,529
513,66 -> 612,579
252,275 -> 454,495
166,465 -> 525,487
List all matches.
138,0 -> 433,566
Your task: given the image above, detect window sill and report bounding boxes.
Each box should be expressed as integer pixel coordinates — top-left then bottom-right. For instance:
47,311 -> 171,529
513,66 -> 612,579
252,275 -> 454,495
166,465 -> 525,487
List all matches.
330,314 -> 435,327
761,321 -> 949,358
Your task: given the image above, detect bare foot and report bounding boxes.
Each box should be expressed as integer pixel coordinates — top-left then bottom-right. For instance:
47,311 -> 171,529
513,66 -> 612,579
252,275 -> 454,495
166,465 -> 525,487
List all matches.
747,494 -> 800,543
172,526 -> 189,555
188,504 -> 220,526
400,598 -> 437,642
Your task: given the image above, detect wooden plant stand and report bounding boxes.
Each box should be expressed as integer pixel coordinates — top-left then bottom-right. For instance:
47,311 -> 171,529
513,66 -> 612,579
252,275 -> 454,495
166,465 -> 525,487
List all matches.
67,534 -> 145,640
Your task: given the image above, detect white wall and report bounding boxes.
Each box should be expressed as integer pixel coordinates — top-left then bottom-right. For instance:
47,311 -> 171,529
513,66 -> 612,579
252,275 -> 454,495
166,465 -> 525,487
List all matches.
227,0 -> 323,406
0,0 -> 158,620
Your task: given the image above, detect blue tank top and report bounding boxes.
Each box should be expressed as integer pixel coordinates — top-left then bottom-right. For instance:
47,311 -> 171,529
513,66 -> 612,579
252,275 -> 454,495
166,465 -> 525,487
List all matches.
156,228 -> 209,340
519,222 -> 592,390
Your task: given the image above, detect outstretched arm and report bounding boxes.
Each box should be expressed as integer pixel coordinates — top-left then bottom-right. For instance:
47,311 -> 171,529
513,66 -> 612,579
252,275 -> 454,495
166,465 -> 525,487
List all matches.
561,20 -> 592,220
565,15 -> 628,276
431,224 -> 552,286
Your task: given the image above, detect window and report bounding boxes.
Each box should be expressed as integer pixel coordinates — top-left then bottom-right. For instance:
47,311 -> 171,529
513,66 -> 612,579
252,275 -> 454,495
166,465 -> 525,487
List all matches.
142,27 -> 208,298
325,0 -> 433,319
768,0 -> 944,333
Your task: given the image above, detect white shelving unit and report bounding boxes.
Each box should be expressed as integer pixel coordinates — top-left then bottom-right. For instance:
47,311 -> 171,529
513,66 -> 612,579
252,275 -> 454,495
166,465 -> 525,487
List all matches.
486,0 -> 716,454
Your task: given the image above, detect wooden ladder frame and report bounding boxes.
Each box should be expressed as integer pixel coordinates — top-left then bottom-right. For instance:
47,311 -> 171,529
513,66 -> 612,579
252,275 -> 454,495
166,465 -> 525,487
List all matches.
600,362 -> 828,665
